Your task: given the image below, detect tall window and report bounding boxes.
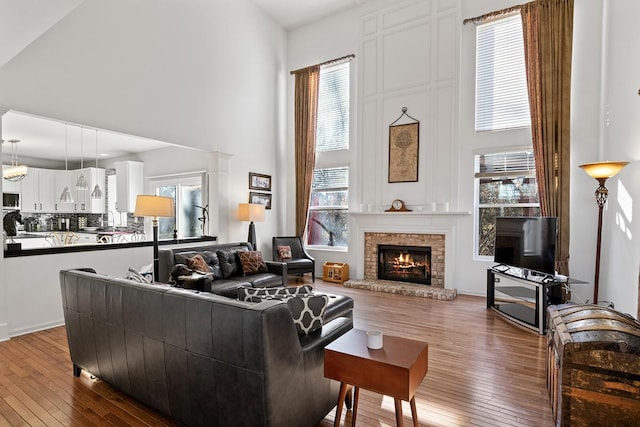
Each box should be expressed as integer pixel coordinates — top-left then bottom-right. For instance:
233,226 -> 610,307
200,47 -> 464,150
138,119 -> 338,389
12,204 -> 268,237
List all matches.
475,14 -> 530,132
475,151 -> 539,258
306,62 -> 350,248
150,173 -> 206,239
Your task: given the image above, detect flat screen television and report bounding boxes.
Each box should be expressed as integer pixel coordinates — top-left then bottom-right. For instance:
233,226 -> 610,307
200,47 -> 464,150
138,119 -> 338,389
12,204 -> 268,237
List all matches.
493,216 -> 557,275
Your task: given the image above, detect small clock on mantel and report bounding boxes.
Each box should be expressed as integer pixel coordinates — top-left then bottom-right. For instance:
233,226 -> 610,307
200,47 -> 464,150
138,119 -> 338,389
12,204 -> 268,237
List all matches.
385,199 -> 411,212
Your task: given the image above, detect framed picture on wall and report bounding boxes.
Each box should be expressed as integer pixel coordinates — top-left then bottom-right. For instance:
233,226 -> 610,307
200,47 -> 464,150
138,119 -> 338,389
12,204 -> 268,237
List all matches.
249,192 -> 272,210
388,122 -> 419,183
249,172 -> 272,191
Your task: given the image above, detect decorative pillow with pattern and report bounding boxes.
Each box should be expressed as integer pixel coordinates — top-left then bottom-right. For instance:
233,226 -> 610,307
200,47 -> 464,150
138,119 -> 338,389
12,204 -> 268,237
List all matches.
185,254 -> 210,273
276,245 -> 292,260
238,251 -> 268,275
237,285 -> 313,302
287,294 -> 329,335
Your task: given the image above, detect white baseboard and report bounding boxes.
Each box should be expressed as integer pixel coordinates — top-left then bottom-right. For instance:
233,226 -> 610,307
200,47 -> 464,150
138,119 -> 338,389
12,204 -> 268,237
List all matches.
9,319 -> 65,338
0,322 -> 9,342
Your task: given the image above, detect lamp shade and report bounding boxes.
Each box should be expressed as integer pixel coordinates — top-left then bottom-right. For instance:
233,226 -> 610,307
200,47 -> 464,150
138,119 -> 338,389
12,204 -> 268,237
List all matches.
579,161 -> 629,179
134,195 -> 175,218
238,203 -> 265,222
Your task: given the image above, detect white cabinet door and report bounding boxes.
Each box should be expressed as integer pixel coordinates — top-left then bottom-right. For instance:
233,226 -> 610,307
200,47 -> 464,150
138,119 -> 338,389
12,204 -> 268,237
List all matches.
37,169 -> 56,212
115,161 -> 143,213
86,167 -> 106,214
20,170 -> 38,212
55,170 -> 75,213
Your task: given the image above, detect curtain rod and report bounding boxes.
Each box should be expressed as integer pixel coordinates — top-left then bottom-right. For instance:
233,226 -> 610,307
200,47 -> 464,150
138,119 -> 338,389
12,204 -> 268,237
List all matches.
463,4 -> 524,25
290,54 -> 355,75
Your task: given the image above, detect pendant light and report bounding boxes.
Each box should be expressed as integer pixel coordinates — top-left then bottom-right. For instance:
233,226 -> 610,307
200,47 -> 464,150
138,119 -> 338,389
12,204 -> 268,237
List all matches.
90,129 -> 103,199
60,124 -> 74,203
2,139 -> 29,181
75,127 -> 88,190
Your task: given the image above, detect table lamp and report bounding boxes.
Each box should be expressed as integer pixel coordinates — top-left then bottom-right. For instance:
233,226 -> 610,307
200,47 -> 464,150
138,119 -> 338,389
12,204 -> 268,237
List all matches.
578,160 -> 629,304
134,195 -> 175,281
238,203 -> 265,250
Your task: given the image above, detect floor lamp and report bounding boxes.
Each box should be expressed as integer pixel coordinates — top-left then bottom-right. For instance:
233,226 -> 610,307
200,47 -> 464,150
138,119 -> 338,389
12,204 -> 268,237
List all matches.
238,203 -> 265,250
579,161 -> 629,304
134,195 -> 175,282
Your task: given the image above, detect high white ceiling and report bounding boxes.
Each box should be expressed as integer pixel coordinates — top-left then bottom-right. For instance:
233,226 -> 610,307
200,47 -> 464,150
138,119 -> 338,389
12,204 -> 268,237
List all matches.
2,111 -> 177,164
0,0 -> 361,164
252,0 -> 367,29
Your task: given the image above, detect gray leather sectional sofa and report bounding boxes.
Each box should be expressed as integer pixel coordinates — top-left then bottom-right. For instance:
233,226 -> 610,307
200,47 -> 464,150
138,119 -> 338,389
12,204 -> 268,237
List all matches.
158,242 -> 286,297
60,268 -> 354,426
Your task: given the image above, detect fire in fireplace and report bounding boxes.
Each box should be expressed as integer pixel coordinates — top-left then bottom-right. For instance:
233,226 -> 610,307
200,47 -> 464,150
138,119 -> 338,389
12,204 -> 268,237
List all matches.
378,244 -> 431,285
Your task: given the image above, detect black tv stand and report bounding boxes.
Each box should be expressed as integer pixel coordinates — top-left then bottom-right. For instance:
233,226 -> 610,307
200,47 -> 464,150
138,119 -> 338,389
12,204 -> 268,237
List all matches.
487,266 -> 568,334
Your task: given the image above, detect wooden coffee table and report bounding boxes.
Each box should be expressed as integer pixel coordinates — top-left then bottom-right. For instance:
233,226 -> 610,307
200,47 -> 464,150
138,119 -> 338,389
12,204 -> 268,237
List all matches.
324,329 -> 428,427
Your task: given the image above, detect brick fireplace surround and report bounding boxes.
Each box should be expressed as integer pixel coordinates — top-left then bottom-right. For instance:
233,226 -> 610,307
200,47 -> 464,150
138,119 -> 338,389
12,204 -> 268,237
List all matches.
364,232 -> 445,288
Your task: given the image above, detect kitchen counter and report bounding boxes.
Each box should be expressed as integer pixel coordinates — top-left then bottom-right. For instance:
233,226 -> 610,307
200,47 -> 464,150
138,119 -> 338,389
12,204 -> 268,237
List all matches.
4,235 -> 217,257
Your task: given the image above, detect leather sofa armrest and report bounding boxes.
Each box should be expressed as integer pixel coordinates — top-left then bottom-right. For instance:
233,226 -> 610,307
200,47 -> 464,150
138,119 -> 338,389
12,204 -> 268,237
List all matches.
265,261 -> 287,277
299,316 -> 353,353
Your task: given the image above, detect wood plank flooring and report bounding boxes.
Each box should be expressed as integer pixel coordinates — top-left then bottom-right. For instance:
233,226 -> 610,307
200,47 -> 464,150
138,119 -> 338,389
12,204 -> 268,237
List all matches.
0,278 -> 554,426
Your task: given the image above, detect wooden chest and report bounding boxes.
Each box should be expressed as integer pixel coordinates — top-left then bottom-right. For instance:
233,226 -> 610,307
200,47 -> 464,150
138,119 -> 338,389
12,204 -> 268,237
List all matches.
546,304 -> 640,426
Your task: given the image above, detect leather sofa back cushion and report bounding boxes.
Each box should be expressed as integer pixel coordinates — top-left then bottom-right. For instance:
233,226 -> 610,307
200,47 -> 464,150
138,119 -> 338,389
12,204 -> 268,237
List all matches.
174,251 -> 223,279
216,247 -> 248,278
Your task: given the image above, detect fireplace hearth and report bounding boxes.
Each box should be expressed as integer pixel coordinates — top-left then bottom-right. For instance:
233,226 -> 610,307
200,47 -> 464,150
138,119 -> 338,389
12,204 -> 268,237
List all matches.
378,244 -> 431,285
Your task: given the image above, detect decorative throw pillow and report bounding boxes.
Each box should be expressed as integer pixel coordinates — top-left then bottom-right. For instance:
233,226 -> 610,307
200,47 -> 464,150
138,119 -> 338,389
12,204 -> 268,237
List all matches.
237,285 -> 313,302
276,245 -> 293,260
238,251 -> 268,275
287,294 -> 329,335
185,254 -> 210,273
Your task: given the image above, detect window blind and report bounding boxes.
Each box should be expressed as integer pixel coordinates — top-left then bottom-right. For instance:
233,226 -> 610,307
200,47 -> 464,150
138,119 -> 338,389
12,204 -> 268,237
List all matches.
475,14 -> 530,132
475,151 -> 536,178
316,62 -> 349,151
311,167 -> 349,191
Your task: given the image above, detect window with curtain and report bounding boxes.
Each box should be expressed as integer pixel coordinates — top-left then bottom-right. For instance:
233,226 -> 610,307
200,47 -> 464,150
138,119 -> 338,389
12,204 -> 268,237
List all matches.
475,151 -> 540,258
149,173 -> 206,239
306,61 -> 350,248
475,14 -> 530,132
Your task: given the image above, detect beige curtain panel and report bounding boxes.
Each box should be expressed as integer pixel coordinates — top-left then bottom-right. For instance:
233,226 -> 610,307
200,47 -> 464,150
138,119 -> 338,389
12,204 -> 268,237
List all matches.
292,66 -> 320,237
521,0 -> 574,276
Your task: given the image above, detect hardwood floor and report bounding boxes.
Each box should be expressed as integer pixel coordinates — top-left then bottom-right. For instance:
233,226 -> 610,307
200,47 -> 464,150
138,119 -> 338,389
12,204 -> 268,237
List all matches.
0,278 -> 554,426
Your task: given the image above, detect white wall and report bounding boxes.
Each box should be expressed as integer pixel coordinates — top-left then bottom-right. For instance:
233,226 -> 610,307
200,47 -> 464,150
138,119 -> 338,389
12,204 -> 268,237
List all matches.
596,0 -> 640,315
286,0 -> 638,317
0,0 -> 287,339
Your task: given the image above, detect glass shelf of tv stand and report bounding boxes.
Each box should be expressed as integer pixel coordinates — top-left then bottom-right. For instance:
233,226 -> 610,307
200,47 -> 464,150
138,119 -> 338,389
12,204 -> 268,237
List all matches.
487,267 -> 561,334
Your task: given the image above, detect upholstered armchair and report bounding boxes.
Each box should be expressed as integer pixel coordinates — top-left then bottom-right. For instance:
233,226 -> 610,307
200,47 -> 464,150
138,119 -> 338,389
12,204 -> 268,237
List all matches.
272,236 -> 315,282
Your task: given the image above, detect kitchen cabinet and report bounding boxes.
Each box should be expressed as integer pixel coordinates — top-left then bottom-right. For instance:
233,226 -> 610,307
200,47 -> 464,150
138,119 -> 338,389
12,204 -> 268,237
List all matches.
115,161 -> 143,213
70,168 -> 105,214
20,168 -> 57,213
54,170 -> 75,213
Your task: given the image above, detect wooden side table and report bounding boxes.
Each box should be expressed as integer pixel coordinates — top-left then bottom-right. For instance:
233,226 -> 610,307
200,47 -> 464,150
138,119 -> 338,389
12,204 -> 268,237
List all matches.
324,329 -> 428,427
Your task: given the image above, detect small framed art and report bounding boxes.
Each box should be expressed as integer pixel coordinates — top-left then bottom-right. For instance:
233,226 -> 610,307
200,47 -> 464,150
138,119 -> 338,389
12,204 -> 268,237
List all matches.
249,172 -> 272,191
249,192 -> 272,210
